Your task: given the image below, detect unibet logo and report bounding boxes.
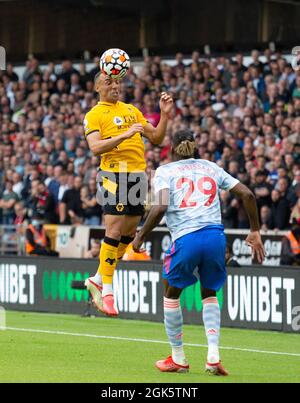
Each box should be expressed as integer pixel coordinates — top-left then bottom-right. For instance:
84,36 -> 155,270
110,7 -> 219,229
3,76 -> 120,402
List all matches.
0,264 -> 36,304
113,269 -> 160,314
180,282 -> 223,312
227,275 -> 295,325
42,271 -> 90,302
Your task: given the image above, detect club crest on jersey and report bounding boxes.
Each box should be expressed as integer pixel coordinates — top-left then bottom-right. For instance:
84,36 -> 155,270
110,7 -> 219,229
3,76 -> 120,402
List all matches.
113,116 -> 123,125
116,203 -> 125,212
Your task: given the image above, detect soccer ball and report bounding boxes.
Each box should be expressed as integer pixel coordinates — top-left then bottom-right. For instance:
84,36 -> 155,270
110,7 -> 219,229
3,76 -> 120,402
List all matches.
99,48 -> 130,79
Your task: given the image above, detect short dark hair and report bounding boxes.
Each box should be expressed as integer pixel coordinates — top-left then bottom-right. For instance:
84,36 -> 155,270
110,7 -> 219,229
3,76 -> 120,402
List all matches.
94,71 -> 101,86
255,169 -> 268,177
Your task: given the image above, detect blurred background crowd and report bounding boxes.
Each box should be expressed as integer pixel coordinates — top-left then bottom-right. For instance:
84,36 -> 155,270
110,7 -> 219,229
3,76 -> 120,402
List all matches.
0,49 -> 300,231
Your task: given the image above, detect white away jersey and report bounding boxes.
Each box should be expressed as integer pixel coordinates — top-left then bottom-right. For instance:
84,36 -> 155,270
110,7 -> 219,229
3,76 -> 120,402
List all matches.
153,158 -> 239,241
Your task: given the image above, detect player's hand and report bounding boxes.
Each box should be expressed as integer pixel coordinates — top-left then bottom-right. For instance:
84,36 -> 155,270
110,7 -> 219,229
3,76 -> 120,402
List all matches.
132,232 -> 146,253
159,92 -> 173,115
245,231 -> 266,264
124,123 -> 144,138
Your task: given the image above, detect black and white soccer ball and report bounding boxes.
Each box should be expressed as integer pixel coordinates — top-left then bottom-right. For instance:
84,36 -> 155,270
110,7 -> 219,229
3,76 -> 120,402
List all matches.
99,48 -> 130,79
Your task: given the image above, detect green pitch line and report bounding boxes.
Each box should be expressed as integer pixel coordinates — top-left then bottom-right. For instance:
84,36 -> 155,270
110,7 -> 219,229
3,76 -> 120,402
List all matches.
0,311 -> 299,383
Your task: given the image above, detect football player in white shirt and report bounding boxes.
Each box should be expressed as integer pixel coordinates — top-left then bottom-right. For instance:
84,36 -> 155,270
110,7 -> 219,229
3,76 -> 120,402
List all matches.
133,130 -> 265,376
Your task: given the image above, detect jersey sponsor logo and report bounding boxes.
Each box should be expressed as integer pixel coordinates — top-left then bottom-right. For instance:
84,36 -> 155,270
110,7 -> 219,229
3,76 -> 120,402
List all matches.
124,114 -> 137,124
113,116 -> 124,125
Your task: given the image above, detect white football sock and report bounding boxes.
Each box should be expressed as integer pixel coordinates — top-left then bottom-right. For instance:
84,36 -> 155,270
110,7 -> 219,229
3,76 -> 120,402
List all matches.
102,283 -> 113,297
91,272 -> 102,286
203,297 -> 221,364
163,297 -> 187,366
207,344 -> 220,365
172,346 -> 187,366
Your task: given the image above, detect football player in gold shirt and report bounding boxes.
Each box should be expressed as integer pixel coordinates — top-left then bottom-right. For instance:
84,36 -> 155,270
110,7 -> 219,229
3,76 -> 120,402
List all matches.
84,72 -> 173,316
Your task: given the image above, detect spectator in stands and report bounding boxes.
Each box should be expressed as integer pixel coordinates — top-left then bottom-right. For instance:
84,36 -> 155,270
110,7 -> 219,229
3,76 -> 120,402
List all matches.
57,170 -> 69,203
57,59 -> 79,84
84,238 -> 101,258
269,189 -> 291,230
59,175 -> 84,225
12,172 -> 24,198
1,49 -> 300,232
14,201 -> 28,226
287,170 -> 300,206
225,244 -> 240,267
290,197 -> 300,225
0,180 -> 19,224
260,205 -> 272,232
80,180 -> 102,226
251,170 -> 272,213
88,56 -> 100,81
31,180 -> 57,224
25,214 -> 59,256
14,201 -> 29,245
280,222 -> 300,266
220,190 -> 238,228
143,99 -> 160,127
23,58 -> 41,85
74,147 -> 86,174
47,165 -> 63,204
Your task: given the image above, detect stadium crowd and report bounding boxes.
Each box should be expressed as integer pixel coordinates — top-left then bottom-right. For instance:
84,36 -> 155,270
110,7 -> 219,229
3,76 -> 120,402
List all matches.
0,49 -> 300,230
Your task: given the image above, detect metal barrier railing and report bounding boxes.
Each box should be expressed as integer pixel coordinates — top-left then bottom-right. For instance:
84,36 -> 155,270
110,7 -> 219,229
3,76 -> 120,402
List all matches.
0,225 -> 25,256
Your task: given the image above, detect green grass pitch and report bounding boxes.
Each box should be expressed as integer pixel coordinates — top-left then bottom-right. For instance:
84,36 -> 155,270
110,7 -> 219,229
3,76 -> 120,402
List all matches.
0,310 -> 299,383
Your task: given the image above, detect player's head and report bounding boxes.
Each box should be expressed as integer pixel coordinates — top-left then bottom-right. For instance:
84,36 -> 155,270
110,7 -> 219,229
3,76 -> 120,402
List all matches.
94,72 -> 121,104
172,130 -> 196,160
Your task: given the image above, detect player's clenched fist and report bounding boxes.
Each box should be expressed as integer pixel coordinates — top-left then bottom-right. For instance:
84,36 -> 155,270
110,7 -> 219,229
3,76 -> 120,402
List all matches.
125,123 -> 144,138
159,92 -> 173,115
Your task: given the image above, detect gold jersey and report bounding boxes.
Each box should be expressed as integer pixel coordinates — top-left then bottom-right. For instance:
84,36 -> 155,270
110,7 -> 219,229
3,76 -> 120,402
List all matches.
83,101 -> 148,173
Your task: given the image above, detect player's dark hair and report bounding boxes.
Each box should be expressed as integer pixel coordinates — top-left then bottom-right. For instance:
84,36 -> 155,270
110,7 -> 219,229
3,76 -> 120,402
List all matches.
172,130 -> 196,159
94,71 -> 101,86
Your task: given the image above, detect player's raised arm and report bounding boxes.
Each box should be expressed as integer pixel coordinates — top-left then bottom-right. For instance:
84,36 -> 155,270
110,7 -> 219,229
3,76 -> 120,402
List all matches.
230,182 -> 266,263
86,124 -> 144,156
143,92 -> 173,145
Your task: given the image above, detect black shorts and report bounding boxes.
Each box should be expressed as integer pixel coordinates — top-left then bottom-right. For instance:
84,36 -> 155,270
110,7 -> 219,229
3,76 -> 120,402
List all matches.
97,171 -> 147,216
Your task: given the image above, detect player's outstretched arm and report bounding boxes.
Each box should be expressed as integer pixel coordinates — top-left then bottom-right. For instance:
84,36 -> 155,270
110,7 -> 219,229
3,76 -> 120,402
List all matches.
132,188 -> 169,252
143,92 -> 173,145
230,183 -> 266,263
86,124 -> 144,156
